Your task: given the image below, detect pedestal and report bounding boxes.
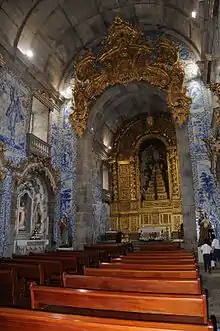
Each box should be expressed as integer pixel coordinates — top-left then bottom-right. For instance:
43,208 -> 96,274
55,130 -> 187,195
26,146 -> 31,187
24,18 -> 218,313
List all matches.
13,239 -> 49,255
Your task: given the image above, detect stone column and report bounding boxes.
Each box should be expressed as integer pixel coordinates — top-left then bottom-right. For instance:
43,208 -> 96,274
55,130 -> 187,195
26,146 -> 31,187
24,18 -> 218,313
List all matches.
175,124 -> 197,251
75,131 -> 94,249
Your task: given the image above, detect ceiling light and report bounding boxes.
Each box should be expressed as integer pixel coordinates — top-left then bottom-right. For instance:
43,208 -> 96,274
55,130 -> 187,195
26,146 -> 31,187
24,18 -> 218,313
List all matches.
60,86 -> 72,99
108,146 -> 112,150
191,11 -> 197,18
26,49 -> 34,58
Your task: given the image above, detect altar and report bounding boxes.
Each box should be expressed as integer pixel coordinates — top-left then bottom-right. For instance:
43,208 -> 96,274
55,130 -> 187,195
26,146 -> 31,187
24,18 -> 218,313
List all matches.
139,226 -> 170,241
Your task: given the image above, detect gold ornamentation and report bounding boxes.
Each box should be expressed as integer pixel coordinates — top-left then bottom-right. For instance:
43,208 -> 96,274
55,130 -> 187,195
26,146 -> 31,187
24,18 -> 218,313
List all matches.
129,156 -> 136,200
203,135 -> 220,181
70,17 -> 191,136
209,83 -> 220,99
12,155 -> 60,191
111,160 -> 118,201
110,114 -> 182,235
119,217 -> 129,230
212,107 -> 220,127
168,148 -> 180,198
0,142 -> 12,181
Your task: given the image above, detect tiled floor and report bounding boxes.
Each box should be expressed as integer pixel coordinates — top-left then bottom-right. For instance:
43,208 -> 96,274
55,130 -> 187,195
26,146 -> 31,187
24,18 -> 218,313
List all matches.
200,264 -> 220,327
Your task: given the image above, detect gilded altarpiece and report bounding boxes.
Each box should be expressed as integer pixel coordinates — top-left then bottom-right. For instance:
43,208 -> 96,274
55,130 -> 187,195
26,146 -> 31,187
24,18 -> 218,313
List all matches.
110,114 -> 182,237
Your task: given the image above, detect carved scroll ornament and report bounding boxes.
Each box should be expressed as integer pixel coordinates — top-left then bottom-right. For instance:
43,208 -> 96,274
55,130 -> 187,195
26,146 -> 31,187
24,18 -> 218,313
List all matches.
70,17 -> 191,136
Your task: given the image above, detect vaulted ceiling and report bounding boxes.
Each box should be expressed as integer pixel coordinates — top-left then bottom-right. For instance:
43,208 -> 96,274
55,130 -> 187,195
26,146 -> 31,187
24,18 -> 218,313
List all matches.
0,0 -> 200,90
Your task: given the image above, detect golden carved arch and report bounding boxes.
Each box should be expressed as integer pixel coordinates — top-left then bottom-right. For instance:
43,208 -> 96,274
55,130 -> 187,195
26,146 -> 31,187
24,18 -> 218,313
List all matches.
70,17 -> 191,136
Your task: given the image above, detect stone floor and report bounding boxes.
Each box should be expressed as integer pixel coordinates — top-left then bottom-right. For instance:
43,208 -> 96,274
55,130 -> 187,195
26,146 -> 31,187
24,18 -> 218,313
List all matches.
200,264 -> 220,327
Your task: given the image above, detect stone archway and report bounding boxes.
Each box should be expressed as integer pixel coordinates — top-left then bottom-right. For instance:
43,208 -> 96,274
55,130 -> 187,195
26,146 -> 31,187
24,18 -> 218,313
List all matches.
71,18 -> 197,250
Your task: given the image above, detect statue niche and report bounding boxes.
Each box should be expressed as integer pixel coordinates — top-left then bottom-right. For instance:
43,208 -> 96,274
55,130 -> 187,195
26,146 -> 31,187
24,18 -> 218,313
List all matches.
16,177 -> 48,238
140,139 -> 169,201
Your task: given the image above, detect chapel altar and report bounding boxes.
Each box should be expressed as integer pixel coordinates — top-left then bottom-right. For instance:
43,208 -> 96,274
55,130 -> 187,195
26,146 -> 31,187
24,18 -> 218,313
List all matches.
110,113 -> 182,238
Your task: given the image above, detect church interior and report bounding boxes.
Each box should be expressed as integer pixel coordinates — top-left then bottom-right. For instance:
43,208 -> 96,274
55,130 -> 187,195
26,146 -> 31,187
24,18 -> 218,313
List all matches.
1,0 -> 220,329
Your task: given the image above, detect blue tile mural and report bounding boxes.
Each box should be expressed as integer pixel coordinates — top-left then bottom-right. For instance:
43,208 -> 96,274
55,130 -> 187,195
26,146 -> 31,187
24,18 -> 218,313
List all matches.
0,67 -> 31,256
187,79 -> 220,239
50,101 -> 78,247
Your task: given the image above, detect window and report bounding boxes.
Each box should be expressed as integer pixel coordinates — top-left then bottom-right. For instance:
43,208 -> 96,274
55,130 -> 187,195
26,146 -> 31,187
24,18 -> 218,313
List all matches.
102,164 -> 109,190
30,97 -> 50,142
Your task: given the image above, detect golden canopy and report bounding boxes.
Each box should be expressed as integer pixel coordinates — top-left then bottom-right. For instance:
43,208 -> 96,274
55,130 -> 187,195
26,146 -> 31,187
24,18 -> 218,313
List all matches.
70,17 -> 191,136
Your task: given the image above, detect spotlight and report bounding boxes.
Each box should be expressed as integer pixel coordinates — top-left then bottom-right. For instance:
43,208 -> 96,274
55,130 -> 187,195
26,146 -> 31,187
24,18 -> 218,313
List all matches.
191,11 -> 197,18
60,86 -> 72,99
26,49 -> 34,58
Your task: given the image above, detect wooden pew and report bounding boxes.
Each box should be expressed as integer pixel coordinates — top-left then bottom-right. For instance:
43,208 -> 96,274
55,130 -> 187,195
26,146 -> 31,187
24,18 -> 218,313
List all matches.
0,262 -> 44,306
8,258 -> 64,285
84,267 -> 199,279
139,243 -> 181,251
112,257 -> 196,264
45,250 -> 100,267
0,269 -> 17,305
63,273 -> 202,295
84,243 -> 128,257
126,251 -> 194,257
29,250 -> 101,271
0,262 -> 44,285
99,262 -> 196,270
13,255 -> 77,274
30,283 -> 208,325
0,307 -> 214,331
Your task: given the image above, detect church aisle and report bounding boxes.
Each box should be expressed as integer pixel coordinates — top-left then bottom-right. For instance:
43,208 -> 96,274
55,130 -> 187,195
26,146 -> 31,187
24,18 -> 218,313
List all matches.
200,266 -> 220,326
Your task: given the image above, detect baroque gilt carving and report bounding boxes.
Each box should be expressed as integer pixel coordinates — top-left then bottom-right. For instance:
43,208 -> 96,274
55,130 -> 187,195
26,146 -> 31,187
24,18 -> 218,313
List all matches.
109,114 -> 182,235
70,17 -> 191,136
12,156 -> 60,192
0,142 -> 12,181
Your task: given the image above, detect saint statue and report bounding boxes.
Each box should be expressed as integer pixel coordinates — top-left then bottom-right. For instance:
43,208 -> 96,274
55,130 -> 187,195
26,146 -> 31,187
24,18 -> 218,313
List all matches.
18,202 -> 26,231
58,213 -> 69,246
198,213 -> 213,245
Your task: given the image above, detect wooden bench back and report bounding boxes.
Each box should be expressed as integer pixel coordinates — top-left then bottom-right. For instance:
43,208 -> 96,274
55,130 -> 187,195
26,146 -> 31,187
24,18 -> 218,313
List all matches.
8,259 -> 63,281
84,267 -> 199,279
63,273 -> 202,295
99,262 -> 196,270
139,243 -> 181,251
0,269 -> 17,304
28,252 -> 92,271
12,255 -> 77,273
84,244 -> 127,256
0,262 -> 44,284
127,252 -> 194,257
0,308 -> 214,331
30,283 -> 208,324
44,250 -> 100,266
112,258 -> 196,265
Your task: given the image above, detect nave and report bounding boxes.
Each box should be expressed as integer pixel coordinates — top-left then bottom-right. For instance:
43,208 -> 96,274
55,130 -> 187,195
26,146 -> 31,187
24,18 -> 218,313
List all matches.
0,242 -> 217,331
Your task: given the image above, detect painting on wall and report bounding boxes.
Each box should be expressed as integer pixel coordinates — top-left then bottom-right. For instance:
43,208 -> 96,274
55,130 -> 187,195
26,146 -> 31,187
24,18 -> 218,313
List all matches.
0,70 -> 30,150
